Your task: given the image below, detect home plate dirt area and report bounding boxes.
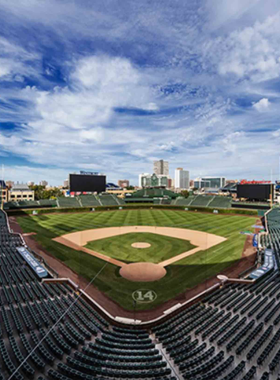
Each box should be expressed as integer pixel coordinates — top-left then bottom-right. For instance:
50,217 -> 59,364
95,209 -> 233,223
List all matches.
53,226 -> 226,282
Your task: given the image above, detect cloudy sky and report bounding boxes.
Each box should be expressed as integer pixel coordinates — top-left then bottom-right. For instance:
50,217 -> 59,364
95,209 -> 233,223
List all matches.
1,0 -> 280,185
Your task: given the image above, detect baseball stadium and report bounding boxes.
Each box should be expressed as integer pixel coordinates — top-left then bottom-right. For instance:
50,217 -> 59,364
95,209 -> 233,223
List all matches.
0,192 -> 280,380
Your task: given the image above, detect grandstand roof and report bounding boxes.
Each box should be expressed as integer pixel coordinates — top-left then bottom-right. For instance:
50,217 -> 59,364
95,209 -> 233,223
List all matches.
106,183 -> 121,189
221,183 -> 237,192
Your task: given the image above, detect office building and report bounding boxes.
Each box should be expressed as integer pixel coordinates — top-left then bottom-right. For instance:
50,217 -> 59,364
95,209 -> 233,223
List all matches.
0,180 -> 8,205
9,184 -> 35,201
39,180 -> 48,187
175,168 -> 190,189
194,177 -> 226,190
153,160 -> 169,176
139,173 -> 169,188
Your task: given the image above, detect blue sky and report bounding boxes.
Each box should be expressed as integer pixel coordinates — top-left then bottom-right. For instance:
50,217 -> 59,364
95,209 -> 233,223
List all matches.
1,0 -> 280,185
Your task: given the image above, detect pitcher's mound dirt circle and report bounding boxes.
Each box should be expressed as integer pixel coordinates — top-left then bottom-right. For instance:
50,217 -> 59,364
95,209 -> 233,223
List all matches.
131,242 -> 151,249
120,262 -> 166,282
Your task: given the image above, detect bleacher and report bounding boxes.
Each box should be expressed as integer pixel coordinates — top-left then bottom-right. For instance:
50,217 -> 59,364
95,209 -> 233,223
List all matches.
190,195 -> 215,207
128,188 -> 179,199
208,196 -> 232,209
57,197 -> 81,208
4,199 -> 57,210
38,199 -> 57,207
3,201 -> 20,210
4,194 -> 126,210
17,200 -> 39,208
78,195 -> 100,207
99,194 -> 120,206
174,196 -> 196,206
174,195 -> 232,209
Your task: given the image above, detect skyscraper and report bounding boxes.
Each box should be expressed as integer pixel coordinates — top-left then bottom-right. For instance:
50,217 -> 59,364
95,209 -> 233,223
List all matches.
153,160 -> 169,176
175,168 -> 190,189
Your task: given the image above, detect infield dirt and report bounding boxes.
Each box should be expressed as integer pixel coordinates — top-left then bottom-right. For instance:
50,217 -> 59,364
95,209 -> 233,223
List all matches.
53,226 -> 226,281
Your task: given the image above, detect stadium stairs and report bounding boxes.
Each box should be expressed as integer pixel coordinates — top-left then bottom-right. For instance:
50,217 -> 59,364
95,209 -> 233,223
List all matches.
1,207 -> 280,379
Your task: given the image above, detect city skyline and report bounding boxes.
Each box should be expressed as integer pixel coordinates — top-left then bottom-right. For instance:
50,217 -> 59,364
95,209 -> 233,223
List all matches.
1,2 -> 280,184
1,158 -> 275,187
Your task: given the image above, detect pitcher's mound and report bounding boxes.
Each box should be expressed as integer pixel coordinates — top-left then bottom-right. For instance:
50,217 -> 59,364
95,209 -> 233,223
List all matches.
120,262 -> 166,282
131,242 -> 151,249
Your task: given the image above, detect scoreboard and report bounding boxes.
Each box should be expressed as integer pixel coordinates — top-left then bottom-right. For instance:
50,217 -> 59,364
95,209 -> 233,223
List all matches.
69,173 -> 106,193
237,184 -> 274,201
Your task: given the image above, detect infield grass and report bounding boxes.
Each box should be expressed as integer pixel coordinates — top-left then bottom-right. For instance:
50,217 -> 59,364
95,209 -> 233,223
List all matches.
17,209 -> 255,310
85,232 -> 196,263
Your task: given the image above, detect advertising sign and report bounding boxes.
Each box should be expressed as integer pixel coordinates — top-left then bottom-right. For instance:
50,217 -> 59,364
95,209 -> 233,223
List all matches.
16,247 -> 48,278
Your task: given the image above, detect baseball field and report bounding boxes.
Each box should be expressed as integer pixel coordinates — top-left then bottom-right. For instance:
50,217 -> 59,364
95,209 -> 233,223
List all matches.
17,209 -> 255,310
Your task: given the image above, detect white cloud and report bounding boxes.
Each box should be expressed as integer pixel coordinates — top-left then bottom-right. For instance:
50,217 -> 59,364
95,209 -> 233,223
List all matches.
145,103 -> 159,111
252,98 -> 270,111
1,1 -> 280,185
80,128 -> 104,142
222,131 -> 244,155
0,59 -> 12,77
272,129 -> 280,137
158,141 -> 176,151
205,12 -> 280,83
0,37 -> 40,80
72,56 -> 139,89
0,55 -> 164,174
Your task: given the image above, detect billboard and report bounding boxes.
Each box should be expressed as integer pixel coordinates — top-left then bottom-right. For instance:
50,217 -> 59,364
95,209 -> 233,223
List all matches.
237,184 -> 273,201
69,173 -> 106,193
16,247 -> 49,278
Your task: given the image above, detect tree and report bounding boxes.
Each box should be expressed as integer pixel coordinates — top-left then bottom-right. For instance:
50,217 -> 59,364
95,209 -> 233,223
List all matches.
181,190 -> 189,198
29,185 -> 64,200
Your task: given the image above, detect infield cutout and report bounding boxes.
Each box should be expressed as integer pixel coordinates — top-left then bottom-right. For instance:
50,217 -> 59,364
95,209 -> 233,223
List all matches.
53,226 -> 226,282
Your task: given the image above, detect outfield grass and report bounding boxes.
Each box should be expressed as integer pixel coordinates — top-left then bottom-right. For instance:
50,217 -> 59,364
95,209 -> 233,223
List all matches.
17,209 -> 255,310
85,232 -> 196,263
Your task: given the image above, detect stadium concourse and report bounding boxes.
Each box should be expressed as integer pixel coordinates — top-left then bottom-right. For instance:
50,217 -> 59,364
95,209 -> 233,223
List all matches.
1,209 -> 280,379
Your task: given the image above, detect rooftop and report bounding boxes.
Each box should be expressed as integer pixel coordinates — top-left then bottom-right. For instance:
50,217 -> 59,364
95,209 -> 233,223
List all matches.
10,183 -> 31,191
